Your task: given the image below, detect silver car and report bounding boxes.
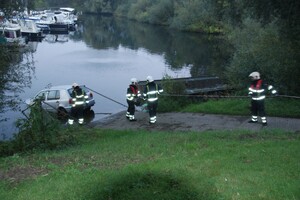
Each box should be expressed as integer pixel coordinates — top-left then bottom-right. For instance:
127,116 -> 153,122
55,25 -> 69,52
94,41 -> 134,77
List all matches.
26,85 -> 95,118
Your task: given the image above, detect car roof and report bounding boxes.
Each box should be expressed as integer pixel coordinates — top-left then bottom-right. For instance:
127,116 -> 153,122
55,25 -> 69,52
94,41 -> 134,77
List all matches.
37,85 -> 89,93
49,85 -> 72,90
45,85 -> 88,90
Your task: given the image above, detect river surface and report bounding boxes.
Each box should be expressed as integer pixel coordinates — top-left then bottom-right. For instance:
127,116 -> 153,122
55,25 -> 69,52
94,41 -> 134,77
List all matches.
0,15 -> 229,140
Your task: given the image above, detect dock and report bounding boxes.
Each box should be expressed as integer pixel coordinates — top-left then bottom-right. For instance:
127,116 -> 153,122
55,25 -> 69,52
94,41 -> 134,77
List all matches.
138,76 -> 228,95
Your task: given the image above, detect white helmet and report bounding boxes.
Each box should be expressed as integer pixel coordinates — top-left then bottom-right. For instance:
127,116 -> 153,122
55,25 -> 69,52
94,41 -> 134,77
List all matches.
72,82 -> 79,88
131,78 -> 137,84
249,72 -> 260,80
146,76 -> 154,82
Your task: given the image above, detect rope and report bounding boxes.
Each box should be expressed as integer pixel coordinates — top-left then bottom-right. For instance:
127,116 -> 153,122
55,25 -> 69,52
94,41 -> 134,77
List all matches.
160,94 -> 248,98
86,87 -> 127,108
277,95 -> 300,99
160,93 -> 300,99
94,112 -> 112,115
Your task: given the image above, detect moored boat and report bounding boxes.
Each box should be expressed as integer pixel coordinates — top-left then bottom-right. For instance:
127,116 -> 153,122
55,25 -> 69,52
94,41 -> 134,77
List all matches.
18,19 -> 44,40
0,23 -> 26,46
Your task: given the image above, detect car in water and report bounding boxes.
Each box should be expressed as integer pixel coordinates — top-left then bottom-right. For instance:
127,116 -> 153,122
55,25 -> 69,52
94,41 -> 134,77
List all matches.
26,85 -> 95,119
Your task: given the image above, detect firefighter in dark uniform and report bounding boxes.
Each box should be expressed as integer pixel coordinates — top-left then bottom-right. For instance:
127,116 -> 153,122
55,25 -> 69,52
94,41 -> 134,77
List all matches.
143,76 -> 163,124
248,72 -> 277,126
126,78 -> 140,121
68,83 -> 89,125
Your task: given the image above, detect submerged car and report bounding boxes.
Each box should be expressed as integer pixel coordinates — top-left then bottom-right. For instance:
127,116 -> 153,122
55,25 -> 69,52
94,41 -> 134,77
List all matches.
26,85 -> 95,118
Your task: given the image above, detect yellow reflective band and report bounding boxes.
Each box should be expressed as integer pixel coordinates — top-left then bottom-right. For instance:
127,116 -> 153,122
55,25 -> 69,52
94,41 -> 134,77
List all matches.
252,96 -> 265,100
148,98 -> 158,102
76,94 -> 84,98
75,101 -> 85,105
147,91 -> 157,95
249,88 -> 264,93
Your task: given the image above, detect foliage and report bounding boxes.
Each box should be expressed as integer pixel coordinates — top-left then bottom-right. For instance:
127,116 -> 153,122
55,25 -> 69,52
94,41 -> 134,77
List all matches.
171,0 -> 222,33
127,0 -> 152,22
225,18 -> 299,94
0,0 -> 24,17
147,0 -> 174,25
0,47 -> 35,125
0,101 -> 77,157
158,75 -> 191,112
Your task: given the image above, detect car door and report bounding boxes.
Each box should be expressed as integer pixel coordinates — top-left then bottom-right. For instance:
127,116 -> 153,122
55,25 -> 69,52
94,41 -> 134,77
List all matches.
34,90 -> 48,110
44,90 -> 60,112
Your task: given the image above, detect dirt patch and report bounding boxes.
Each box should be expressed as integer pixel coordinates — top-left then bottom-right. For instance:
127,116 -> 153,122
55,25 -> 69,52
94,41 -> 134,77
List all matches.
0,166 -> 48,185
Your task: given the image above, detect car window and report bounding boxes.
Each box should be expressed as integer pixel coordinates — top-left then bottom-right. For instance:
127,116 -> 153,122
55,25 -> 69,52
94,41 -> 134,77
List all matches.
47,90 -> 60,100
68,86 -> 90,96
67,88 -> 73,96
35,91 -> 46,100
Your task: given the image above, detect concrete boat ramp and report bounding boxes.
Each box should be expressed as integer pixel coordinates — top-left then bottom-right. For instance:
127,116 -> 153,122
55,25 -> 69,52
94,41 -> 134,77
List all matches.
89,111 -> 300,133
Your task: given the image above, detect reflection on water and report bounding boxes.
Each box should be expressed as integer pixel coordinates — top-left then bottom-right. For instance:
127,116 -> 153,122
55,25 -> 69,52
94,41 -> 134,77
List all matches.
80,15 -> 230,75
0,15 -> 230,140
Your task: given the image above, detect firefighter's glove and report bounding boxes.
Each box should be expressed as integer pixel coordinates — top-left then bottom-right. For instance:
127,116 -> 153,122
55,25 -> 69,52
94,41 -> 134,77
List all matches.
271,90 -> 277,96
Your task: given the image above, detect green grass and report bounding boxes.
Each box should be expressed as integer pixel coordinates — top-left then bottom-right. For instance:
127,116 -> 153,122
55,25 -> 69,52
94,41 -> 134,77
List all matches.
181,98 -> 300,118
0,129 -> 299,200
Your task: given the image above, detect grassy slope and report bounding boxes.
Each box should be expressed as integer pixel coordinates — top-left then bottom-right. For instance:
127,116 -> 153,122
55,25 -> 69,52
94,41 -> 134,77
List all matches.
0,129 -> 299,200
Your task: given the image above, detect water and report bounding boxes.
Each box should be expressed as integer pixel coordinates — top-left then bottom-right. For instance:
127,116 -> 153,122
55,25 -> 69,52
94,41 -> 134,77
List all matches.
0,15 -> 229,140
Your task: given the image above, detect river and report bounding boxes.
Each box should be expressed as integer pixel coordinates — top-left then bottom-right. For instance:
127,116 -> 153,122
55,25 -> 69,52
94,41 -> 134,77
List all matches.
0,15 -> 229,140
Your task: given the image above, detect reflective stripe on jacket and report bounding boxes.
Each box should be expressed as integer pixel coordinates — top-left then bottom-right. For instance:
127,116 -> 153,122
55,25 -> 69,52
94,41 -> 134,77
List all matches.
248,79 -> 276,101
126,84 -> 140,101
72,87 -> 87,107
143,82 -> 163,102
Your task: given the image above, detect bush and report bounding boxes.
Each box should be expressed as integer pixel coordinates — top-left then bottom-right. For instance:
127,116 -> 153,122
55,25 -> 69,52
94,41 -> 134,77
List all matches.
170,0 -> 220,33
158,75 -> 191,112
148,0 -> 174,25
0,101 -> 77,157
128,0 -> 152,22
225,18 -> 299,95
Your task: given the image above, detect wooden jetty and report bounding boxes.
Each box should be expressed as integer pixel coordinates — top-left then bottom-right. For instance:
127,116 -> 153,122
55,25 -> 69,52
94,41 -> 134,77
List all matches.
138,76 -> 228,95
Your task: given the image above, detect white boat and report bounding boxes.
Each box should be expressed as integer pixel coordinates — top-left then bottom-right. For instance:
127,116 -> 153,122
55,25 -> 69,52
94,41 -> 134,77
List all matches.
18,19 -> 44,40
0,23 -> 26,46
59,7 -> 78,25
52,11 -> 75,32
35,12 -> 69,33
25,15 -> 50,33
34,14 -> 57,32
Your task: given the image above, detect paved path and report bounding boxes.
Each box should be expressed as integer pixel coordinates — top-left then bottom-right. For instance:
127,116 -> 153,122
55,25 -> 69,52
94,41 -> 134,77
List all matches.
89,111 -> 300,133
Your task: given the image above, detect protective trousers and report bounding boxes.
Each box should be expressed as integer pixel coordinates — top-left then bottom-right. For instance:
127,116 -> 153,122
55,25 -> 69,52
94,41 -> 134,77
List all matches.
147,100 -> 158,123
250,100 -> 267,123
126,99 -> 136,120
69,105 -> 84,124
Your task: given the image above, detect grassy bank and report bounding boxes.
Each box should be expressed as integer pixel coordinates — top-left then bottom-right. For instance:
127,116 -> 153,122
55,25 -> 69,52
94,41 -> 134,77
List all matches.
0,98 -> 299,199
159,97 -> 300,118
0,129 -> 299,200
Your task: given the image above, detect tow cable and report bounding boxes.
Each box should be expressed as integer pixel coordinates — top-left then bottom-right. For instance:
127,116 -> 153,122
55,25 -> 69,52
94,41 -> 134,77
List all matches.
86,87 -> 127,108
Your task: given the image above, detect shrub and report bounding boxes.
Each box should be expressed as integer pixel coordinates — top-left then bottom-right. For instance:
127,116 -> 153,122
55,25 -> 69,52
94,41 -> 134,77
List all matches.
158,75 -> 191,112
225,18 -> 299,95
148,0 -> 174,25
0,100 -> 77,157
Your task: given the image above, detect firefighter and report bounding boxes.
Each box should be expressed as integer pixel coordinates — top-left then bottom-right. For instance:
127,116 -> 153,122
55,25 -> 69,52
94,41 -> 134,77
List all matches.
143,76 -> 163,124
68,83 -> 89,125
248,72 -> 277,126
126,78 -> 140,121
